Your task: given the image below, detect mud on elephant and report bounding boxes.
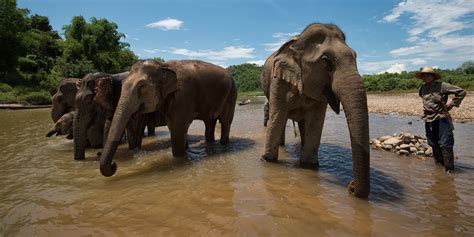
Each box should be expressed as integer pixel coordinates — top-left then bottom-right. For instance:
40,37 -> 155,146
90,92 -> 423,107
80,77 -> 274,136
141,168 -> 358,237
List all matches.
99,60 -> 237,177
261,23 -> 370,198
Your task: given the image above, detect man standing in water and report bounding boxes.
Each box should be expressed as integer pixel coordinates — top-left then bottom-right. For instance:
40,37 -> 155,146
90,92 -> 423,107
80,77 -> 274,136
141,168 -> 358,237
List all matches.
417,66 -> 466,173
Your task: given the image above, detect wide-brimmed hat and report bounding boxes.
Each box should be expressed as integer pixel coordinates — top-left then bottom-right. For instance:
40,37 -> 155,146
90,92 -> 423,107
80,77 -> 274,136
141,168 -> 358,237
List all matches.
415,66 -> 441,80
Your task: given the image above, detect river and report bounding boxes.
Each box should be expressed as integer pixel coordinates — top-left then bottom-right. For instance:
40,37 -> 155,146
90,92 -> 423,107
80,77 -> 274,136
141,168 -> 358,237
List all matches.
1,97 -> 473,236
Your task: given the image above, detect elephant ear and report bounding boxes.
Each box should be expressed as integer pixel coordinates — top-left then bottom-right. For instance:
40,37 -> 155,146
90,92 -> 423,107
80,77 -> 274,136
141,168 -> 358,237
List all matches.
271,37 -> 303,95
159,66 -> 178,99
93,77 -> 115,111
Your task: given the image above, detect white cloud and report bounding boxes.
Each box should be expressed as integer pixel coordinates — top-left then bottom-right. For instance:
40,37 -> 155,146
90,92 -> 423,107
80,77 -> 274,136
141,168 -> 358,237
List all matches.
411,58 -> 427,65
146,18 -> 184,31
382,63 -> 407,74
359,58 -> 433,74
151,46 -> 255,61
247,60 -> 266,66
383,0 -> 474,63
263,31 -> 299,52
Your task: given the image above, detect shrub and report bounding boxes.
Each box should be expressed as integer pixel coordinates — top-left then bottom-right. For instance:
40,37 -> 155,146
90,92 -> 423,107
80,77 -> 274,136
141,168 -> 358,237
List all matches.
0,83 -> 14,93
17,90 -> 51,105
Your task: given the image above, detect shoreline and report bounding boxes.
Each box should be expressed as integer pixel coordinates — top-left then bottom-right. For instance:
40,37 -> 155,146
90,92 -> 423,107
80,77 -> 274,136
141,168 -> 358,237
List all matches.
2,93 -> 472,123
0,104 -> 52,110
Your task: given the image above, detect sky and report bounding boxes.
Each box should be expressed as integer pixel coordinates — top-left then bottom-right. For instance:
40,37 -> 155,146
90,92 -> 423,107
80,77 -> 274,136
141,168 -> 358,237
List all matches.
18,0 -> 474,74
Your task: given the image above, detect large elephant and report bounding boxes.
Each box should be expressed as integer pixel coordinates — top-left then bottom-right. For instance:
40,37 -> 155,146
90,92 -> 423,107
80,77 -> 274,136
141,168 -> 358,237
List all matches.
99,60 -> 237,177
51,78 -> 79,122
261,23 -> 370,198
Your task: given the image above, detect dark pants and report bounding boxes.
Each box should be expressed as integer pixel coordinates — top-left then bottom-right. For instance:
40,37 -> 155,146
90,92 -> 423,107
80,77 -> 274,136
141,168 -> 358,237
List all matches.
425,118 -> 454,148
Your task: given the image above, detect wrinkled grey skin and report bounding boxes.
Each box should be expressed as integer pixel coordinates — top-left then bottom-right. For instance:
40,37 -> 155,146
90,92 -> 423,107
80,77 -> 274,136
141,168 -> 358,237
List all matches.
46,111 -> 75,139
261,23 -> 370,198
100,60 -> 237,177
73,72 -> 129,160
51,78 -> 79,123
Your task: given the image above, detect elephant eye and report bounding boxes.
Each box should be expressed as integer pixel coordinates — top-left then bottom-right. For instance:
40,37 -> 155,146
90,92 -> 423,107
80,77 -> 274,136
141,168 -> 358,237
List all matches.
321,55 -> 334,71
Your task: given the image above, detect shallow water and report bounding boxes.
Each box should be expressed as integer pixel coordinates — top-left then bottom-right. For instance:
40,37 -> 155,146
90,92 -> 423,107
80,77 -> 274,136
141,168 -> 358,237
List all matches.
1,98 -> 473,236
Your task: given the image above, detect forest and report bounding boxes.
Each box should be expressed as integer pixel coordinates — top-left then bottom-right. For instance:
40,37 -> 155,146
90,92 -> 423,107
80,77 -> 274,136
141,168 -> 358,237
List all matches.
1,1 -> 473,104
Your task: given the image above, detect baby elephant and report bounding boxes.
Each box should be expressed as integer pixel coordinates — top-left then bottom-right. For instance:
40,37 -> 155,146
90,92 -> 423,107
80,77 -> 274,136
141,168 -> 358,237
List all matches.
46,111 -> 75,139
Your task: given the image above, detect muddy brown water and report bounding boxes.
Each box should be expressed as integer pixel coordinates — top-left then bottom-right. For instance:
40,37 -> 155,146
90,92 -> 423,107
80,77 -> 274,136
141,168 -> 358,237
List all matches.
1,97 -> 473,236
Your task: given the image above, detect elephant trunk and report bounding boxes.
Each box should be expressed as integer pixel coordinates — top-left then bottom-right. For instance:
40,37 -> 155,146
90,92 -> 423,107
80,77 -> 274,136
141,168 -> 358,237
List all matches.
100,95 -> 138,177
333,72 -> 370,198
73,107 -> 90,160
51,95 -> 66,123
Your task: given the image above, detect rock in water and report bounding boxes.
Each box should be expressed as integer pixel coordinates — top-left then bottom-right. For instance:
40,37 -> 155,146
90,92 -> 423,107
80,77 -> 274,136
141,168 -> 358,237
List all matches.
383,137 -> 402,146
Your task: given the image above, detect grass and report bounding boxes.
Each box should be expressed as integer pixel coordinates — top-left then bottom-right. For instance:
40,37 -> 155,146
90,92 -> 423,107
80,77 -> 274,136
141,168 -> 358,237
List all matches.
0,85 -> 52,105
238,91 -> 265,96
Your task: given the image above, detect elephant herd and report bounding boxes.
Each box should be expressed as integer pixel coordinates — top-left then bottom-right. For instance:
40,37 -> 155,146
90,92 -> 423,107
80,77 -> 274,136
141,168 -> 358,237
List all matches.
46,23 -> 370,198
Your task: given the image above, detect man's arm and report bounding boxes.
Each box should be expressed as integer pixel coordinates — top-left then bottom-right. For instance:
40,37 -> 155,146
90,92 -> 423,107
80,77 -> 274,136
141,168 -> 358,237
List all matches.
442,82 -> 467,110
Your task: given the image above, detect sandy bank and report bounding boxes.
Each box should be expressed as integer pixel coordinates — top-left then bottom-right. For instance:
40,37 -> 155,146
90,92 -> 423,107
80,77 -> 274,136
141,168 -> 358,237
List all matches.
367,93 -> 473,122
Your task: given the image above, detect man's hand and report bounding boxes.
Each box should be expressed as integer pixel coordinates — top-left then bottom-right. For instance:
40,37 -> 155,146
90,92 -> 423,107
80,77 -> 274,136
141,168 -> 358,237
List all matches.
446,102 -> 454,111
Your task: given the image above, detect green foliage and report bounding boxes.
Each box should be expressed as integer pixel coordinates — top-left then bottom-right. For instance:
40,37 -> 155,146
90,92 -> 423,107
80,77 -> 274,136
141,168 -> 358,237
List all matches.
0,2 -> 139,104
61,16 -> 138,77
227,63 -> 263,92
17,90 -> 51,105
362,67 -> 473,92
0,0 -> 28,81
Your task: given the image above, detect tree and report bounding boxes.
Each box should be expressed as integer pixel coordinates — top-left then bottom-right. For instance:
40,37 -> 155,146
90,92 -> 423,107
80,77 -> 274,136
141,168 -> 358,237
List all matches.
227,63 -> 262,92
60,16 -> 138,77
0,0 -> 28,84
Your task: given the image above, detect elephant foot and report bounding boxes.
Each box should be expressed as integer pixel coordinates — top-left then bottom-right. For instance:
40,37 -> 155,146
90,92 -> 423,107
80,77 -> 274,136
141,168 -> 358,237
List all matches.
220,137 -> 229,145
206,137 -> 215,143
300,160 -> 319,170
172,150 -> 186,157
348,180 -> 370,198
261,155 -> 278,163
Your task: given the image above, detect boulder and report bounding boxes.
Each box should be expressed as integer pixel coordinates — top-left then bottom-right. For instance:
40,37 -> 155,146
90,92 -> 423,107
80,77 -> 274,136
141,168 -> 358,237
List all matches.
397,150 -> 410,155
379,136 -> 393,142
383,144 -> 393,150
416,151 -> 425,155
383,137 -> 402,146
425,147 -> 433,156
410,147 -> 418,153
399,144 -> 411,150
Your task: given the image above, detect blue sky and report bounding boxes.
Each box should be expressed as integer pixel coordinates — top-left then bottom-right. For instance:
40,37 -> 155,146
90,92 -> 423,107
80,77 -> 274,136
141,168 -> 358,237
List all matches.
18,0 -> 474,74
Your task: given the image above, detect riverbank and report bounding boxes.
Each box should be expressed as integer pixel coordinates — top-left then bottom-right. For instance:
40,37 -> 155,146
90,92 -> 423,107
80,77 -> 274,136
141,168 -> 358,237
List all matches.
367,93 -> 473,122
0,104 -> 51,110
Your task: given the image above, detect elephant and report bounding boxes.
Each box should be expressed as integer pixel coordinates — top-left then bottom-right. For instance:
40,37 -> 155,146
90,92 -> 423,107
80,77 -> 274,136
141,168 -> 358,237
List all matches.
46,111 -> 75,139
51,78 -> 79,123
260,23 -> 370,198
99,60 -> 237,177
73,72 -> 163,160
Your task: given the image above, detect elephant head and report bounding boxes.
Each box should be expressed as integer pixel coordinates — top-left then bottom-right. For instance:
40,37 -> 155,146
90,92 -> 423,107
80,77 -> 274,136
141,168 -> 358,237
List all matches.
46,111 -> 75,139
51,78 -> 79,122
270,23 -> 370,198
100,60 -> 178,176
73,72 -> 117,160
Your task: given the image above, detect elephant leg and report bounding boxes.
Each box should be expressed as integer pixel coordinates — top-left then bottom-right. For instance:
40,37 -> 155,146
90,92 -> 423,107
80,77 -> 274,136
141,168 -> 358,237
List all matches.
279,124 -> 286,146
219,94 -> 236,145
204,119 -> 217,143
298,120 -> 305,148
300,103 -> 327,170
146,113 -> 156,136
169,123 -> 188,157
88,120 -> 104,148
263,82 -> 290,162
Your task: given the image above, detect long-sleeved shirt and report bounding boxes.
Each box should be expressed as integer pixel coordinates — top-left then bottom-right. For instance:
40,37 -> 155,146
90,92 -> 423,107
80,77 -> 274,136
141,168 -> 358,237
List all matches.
419,80 -> 466,122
